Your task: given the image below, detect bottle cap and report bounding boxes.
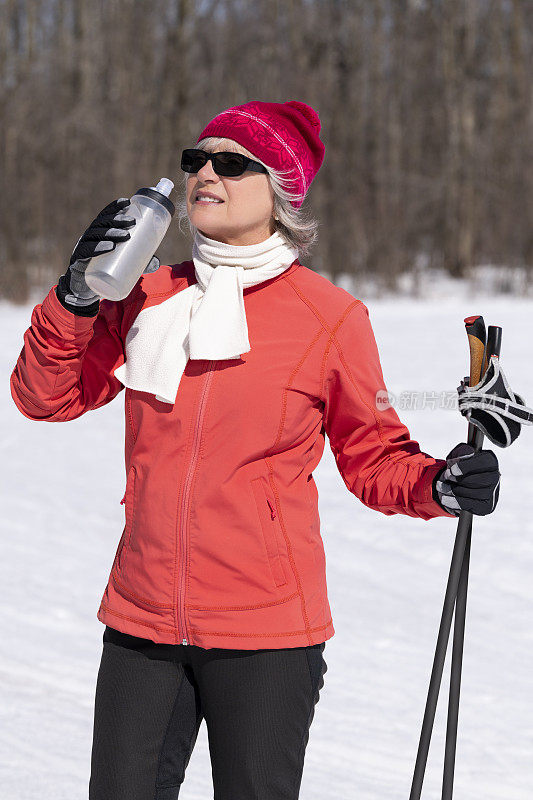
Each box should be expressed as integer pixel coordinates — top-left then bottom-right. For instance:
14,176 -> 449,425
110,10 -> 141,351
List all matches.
135,179 -> 175,216
151,178 -> 174,197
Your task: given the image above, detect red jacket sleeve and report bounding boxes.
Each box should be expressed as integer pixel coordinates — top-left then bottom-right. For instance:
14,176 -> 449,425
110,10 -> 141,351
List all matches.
322,300 -> 455,520
10,285 -> 130,422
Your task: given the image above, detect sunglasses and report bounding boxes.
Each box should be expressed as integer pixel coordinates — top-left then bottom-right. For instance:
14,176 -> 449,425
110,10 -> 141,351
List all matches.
181,148 -> 268,177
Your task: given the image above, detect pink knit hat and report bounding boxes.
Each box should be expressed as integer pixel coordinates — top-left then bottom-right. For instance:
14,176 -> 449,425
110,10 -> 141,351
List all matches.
195,100 -> 325,208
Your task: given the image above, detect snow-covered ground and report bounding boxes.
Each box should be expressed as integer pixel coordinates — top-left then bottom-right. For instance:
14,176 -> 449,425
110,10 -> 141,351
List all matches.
1,286 -> 532,799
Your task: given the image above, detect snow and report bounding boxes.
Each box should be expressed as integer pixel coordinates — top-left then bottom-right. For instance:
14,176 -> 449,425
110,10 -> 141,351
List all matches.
1,288 -> 532,799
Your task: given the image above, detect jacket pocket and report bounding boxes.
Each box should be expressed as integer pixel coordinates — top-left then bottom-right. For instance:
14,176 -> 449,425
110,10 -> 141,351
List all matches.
116,465 -> 137,572
250,477 -> 287,588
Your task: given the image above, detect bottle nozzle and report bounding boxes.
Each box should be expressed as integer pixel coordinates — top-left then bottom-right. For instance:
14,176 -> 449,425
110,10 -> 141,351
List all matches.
152,177 -> 174,197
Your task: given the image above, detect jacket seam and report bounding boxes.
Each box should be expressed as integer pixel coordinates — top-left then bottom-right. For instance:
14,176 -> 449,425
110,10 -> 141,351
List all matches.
243,260 -> 302,294
111,571 -> 174,609
186,590 -> 299,611
188,620 -> 332,638
326,302 -> 390,452
125,389 -> 137,442
283,273 -> 352,338
12,383 -> 54,413
99,601 -> 176,633
264,317 -> 325,455
49,365 -> 62,416
364,502 -> 431,509
320,300 -> 363,399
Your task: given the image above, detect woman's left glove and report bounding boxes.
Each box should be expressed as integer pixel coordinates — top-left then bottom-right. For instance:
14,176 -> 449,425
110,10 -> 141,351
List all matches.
432,442 -> 500,516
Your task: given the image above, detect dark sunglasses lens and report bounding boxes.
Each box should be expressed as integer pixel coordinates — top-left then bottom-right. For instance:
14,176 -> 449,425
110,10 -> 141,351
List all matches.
214,153 -> 246,176
182,149 -> 205,172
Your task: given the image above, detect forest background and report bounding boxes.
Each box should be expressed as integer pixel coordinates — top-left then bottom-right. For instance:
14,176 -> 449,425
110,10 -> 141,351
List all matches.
1,0 -> 532,302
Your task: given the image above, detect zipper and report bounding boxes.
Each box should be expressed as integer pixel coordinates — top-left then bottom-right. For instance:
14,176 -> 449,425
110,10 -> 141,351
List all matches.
177,360 -> 217,645
266,497 -> 277,519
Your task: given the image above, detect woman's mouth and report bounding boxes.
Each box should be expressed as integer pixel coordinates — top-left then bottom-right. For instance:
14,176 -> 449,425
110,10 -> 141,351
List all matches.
195,197 -> 224,205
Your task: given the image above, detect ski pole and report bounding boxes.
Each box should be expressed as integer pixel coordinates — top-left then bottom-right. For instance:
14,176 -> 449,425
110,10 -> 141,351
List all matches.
409,315 -> 487,800
441,324 -> 502,800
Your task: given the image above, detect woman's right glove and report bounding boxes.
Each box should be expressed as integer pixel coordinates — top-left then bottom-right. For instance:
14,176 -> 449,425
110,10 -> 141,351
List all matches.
432,442 -> 501,517
56,198 -> 136,317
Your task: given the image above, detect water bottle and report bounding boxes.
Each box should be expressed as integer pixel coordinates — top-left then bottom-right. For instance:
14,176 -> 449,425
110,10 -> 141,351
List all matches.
84,178 -> 175,301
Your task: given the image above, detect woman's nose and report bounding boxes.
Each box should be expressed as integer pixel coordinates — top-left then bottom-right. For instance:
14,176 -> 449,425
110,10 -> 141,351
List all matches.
196,158 -> 219,181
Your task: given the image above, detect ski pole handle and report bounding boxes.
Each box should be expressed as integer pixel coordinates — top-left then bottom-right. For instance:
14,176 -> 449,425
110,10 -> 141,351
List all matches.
464,315 -> 486,386
485,325 -> 502,366
464,316 -> 487,451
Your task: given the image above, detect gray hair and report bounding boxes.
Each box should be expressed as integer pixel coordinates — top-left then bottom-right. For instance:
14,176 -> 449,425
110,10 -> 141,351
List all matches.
175,136 -> 319,258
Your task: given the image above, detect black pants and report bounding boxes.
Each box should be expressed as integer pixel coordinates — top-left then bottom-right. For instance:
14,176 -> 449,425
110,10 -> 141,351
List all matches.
89,626 -> 327,800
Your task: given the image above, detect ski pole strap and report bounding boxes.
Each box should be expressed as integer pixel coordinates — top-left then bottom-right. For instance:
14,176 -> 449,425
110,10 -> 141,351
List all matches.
457,355 -> 533,447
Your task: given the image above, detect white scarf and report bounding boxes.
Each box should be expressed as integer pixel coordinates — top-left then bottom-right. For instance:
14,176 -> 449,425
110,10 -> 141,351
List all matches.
113,229 -> 299,405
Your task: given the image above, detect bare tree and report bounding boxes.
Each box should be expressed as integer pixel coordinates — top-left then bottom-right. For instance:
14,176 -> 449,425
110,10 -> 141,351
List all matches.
1,0 -> 533,302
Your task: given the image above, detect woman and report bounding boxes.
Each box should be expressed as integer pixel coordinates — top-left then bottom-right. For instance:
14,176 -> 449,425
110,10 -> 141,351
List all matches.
10,100 -> 500,800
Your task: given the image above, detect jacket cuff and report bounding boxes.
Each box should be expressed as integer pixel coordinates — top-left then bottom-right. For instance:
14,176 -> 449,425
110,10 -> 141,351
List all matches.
415,460 -> 457,519
43,285 -> 100,332
55,274 -> 100,318
431,464 -> 447,505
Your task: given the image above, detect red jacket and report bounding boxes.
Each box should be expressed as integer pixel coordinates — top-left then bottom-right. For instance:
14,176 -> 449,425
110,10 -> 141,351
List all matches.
10,258 -> 454,649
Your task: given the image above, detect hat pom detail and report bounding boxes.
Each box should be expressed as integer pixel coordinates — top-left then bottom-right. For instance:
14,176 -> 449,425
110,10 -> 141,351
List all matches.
286,100 -> 321,131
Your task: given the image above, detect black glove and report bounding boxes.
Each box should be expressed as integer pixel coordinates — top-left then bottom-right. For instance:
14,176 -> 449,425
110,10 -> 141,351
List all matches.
432,442 -> 501,517
56,198 -> 160,317
56,198 -> 136,316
